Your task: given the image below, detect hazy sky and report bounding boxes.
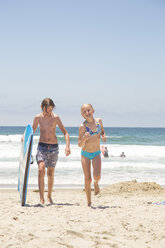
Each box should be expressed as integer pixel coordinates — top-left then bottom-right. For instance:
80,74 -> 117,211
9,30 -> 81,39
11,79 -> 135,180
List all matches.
0,0 -> 165,127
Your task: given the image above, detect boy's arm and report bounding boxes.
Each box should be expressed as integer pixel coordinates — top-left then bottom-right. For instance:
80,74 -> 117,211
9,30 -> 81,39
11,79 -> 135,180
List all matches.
78,124 -> 90,147
32,116 -> 39,134
99,118 -> 106,142
56,116 -> 71,156
21,116 -> 39,142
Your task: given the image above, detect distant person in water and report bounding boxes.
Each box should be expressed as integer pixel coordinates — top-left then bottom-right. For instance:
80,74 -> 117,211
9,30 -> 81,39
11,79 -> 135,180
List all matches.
101,146 -> 109,158
31,98 -> 71,205
120,152 -> 126,158
78,104 -> 106,206
103,147 -> 109,158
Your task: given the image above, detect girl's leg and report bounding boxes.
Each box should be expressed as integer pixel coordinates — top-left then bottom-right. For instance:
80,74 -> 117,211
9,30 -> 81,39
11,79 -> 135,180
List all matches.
81,155 -> 92,206
92,155 -> 101,195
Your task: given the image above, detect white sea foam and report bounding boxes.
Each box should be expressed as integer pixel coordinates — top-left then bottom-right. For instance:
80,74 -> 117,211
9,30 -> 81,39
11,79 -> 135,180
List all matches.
0,135 -> 22,143
0,133 -> 165,187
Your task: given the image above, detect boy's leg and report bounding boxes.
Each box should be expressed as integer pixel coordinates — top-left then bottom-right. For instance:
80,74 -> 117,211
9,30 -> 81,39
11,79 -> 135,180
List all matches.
38,161 -> 46,204
92,155 -> 101,195
47,167 -> 55,204
46,149 -> 58,204
81,156 -> 92,206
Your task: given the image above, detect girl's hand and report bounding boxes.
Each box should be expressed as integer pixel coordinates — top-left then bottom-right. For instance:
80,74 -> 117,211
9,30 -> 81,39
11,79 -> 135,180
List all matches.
102,133 -> 106,142
83,132 -> 90,140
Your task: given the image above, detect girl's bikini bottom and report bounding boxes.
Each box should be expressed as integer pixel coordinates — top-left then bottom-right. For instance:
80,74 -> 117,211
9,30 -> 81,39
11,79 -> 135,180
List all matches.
81,150 -> 101,160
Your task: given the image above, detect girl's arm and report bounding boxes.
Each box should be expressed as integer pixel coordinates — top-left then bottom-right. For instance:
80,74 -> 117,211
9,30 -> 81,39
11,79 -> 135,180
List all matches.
78,124 -> 90,147
99,118 -> 106,142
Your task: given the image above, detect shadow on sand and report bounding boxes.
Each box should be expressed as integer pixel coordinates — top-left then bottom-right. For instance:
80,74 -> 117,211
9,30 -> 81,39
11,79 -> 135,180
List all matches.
24,202 -> 80,208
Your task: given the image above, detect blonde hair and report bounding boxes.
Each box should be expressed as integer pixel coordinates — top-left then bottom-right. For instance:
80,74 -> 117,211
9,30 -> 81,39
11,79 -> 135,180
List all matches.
81,103 -> 94,113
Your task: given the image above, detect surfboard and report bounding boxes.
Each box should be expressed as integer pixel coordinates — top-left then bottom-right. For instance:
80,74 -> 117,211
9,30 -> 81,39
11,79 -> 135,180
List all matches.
18,124 -> 33,206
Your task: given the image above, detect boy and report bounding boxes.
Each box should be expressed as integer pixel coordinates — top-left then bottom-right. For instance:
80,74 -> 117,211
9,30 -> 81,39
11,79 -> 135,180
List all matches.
32,98 -> 71,205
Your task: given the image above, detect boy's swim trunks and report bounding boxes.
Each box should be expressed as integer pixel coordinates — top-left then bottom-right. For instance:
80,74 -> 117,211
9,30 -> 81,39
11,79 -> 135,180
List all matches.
36,142 -> 59,168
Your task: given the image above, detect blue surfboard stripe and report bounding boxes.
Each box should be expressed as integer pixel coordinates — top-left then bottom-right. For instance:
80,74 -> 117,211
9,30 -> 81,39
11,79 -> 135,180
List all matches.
23,125 -> 33,156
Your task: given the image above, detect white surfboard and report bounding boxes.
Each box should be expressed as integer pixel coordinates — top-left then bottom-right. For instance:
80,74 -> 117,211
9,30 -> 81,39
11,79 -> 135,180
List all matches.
18,125 -> 33,206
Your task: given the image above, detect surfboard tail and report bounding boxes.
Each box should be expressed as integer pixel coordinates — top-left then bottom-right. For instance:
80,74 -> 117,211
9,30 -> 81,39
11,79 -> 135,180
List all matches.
21,136 -> 33,206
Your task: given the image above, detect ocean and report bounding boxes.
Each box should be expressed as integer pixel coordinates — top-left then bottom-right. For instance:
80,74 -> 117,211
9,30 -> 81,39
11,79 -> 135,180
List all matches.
0,126 -> 165,189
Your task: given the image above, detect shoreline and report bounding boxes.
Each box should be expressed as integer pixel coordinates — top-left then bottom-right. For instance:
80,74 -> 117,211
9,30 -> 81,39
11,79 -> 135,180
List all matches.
1,182 -> 165,190
0,183 -> 110,190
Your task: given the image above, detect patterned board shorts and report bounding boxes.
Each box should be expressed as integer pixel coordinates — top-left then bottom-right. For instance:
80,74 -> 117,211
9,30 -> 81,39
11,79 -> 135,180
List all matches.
36,143 -> 59,168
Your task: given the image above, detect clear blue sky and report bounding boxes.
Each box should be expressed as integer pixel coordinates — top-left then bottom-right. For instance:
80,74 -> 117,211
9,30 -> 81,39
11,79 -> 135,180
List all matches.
0,0 -> 165,127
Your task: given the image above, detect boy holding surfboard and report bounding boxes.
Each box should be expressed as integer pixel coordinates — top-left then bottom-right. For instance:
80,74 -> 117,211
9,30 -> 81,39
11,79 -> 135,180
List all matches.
32,98 -> 71,205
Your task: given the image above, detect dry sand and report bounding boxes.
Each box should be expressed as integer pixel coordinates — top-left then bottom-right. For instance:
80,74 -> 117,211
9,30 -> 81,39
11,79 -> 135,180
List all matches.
0,180 -> 165,248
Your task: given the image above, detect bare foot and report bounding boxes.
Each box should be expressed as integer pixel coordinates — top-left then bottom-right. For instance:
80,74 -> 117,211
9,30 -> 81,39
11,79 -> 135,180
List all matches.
88,202 -> 91,207
94,182 -> 100,195
47,196 -> 53,204
40,199 -> 45,205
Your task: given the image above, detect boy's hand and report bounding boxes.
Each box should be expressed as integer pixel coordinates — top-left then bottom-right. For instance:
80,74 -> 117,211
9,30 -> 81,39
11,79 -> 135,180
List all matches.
21,135 -> 24,142
65,147 -> 71,156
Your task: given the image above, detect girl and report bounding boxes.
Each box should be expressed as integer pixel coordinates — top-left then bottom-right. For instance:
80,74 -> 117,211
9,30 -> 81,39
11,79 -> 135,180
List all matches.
78,104 -> 106,206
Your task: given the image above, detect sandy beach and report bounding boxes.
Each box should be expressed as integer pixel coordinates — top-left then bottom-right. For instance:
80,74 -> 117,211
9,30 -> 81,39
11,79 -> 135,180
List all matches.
0,180 -> 165,248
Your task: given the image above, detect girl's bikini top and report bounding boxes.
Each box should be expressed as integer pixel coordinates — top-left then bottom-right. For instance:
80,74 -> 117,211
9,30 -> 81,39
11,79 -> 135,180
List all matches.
85,120 -> 101,136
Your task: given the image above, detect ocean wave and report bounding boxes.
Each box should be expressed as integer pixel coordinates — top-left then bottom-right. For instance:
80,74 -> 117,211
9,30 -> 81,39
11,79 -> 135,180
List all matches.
0,135 -> 22,143
1,127 -> 165,186
1,132 -> 165,146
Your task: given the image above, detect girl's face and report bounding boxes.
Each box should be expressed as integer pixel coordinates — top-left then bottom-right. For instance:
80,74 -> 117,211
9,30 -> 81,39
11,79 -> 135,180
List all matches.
81,105 -> 94,119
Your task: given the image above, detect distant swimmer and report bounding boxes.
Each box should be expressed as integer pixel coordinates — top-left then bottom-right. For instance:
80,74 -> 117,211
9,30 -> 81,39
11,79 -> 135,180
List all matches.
104,147 -> 109,157
101,146 -> 109,158
120,152 -> 126,158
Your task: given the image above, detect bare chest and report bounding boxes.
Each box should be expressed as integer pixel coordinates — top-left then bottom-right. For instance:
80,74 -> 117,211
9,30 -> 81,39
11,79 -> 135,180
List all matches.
39,117 -> 56,131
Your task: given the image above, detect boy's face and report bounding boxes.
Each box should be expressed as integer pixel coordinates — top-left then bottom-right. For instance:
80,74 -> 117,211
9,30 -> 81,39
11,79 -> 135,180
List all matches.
42,106 -> 53,116
81,105 -> 94,119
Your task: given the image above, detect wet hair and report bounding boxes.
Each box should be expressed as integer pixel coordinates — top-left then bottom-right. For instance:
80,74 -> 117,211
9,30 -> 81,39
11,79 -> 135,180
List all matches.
81,103 -> 94,113
41,98 -> 55,112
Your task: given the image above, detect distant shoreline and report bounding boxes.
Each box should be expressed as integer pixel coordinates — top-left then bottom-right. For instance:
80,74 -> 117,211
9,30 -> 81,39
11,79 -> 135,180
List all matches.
1,182 -> 165,190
